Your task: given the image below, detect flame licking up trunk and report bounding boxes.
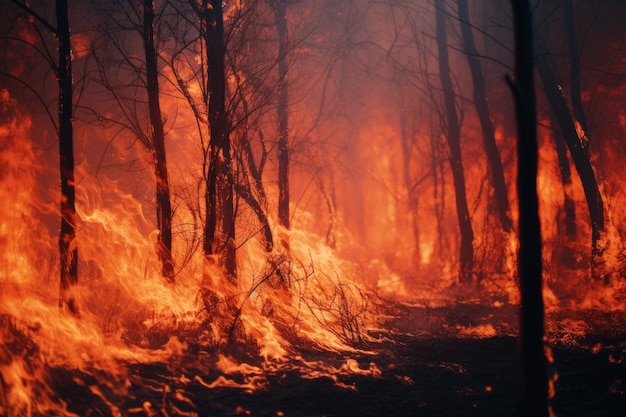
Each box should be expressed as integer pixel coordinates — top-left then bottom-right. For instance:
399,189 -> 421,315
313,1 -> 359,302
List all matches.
1,0 -> 626,416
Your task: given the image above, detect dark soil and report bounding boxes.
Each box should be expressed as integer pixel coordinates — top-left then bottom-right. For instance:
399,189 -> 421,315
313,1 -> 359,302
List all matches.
4,307 -> 625,417
46,334 -> 625,417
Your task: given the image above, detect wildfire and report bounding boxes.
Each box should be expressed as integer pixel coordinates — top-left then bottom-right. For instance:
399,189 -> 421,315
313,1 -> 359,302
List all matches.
1,1 -> 626,415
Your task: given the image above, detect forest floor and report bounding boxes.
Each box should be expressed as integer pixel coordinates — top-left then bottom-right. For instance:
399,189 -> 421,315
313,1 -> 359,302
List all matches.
40,304 -> 626,417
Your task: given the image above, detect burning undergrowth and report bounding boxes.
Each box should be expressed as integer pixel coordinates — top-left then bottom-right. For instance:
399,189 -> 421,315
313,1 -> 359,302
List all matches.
2,0 -> 626,413
1,133 -> 625,415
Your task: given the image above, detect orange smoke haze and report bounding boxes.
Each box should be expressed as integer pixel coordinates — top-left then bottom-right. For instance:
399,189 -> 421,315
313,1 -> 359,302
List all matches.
1,0 -> 626,415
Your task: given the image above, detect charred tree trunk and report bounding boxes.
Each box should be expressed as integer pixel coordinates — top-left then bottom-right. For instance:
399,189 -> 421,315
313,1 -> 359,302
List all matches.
507,1 -> 550,415
564,0 -> 591,140
430,116 -> 448,259
562,0 -> 605,266
143,0 -> 174,281
457,0 -> 512,233
400,110 -> 420,258
57,0 -> 78,315
318,175 -> 337,249
435,0 -> 474,284
535,41 -> 604,261
203,0 -> 236,279
276,0 -> 290,230
240,133 -> 273,251
234,182 -> 273,252
552,114 -> 577,237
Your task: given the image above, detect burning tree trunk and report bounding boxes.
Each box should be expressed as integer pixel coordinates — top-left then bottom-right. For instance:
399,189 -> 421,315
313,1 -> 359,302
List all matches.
507,1 -> 550,415
457,0 -> 512,234
203,0 -> 236,279
11,0 -> 80,314
535,41 -> 604,263
143,0 -> 175,281
563,0 -> 591,144
434,0 -> 474,284
239,129 -> 273,252
57,0 -> 78,315
562,0 -> 604,263
552,113 -> 577,237
275,0 -> 290,231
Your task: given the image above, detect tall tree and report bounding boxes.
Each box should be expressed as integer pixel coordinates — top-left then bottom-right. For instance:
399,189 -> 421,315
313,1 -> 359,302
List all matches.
56,0 -> 78,314
434,0 -> 474,284
143,0 -> 175,281
507,1 -> 550,415
457,0 -> 512,234
399,107 -> 421,256
563,0 -> 591,143
562,0 -> 604,262
9,0 -> 79,315
90,0 -> 175,281
552,113 -> 577,237
535,40 -> 604,261
202,0 -> 236,279
274,0 -> 290,231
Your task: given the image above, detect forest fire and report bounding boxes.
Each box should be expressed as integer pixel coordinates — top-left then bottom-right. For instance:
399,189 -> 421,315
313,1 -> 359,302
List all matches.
1,0 -> 626,416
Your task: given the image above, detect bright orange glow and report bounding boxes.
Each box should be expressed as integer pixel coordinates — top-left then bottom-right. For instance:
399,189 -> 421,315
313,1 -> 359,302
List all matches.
1,2 -> 625,414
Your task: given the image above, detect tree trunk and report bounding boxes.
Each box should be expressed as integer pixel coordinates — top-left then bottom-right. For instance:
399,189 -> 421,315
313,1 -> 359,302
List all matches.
203,0 -> 236,279
435,0 -> 474,284
143,0 -> 174,281
551,113 -> 577,237
240,132 -> 273,251
276,0 -> 290,230
563,0 -> 605,268
535,41 -> 604,259
508,1 -> 549,415
457,0 -> 512,233
57,0 -> 78,315
563,0 -> 591,139
400,109 -> 420,259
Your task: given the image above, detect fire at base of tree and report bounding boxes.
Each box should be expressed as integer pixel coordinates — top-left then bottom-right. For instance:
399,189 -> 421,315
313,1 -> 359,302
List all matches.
1,1 -> 626,416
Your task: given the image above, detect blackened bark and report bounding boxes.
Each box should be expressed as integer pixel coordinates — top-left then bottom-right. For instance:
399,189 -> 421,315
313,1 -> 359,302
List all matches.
57,0 -> 78,315
457,0 -> 512,233
562,0 -> 604,256
234,182 -> 274,252
400,110 -> 420,256
435,0 -> 474,284
276,0 -> 290,230
143,0 -> 174,281
552,114 -> 577,237
319,176 -> 337,249
563,0 -> 590,138
240,133 -> 273,251
203,0 -> 236,279
507,1 -> 549,416
535,41 -> 604,258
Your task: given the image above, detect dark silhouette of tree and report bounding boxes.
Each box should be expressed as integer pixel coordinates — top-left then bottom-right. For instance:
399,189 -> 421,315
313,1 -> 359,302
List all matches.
56,0 -> 78,314
399,107 -> 421,255
89,0 -> 175,281
9,0 -> 79,315
164,0 -> 275,261
143,0 -> 175,281
535,40 -> 604,263
552,113 -> 577,237
507,1 -> 550,415
274,0 -> 290,231
562,0 -> 604,264
434,0 -> 474,284
563,0 -> 591,144
201,0 -> 236,279
457,0 -> 512,234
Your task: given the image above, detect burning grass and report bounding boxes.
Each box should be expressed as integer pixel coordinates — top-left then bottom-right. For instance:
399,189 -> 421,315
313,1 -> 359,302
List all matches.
2,78 -> 626,415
